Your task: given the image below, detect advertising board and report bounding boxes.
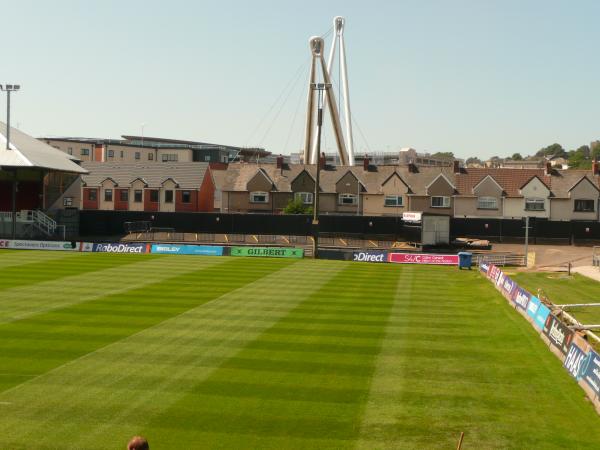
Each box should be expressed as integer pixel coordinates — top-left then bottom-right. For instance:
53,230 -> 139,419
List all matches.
487,265 -> 501,282
501,276 -> 517,300
564,341 -> 589,379
495,272 -> 506,291
512,287 -> 531,311
92,243 -> 149,254
525,295 -> 550,330
151,244 -> 223,256
543,314 -> 574,355
479,262 -> 490,274
230,247 -> 304,258
579,350 -> 600,396
352,251 -> 388,263
0,239 -> 78,251
387,253 -> 458,265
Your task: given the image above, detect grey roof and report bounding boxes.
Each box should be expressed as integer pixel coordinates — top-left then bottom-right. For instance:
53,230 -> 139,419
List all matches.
81,161 -> 209,188
0,122 -> 87,173
215,163 -> 456,195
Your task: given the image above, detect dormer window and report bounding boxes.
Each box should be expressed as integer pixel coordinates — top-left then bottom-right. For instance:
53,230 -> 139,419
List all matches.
477,196 -> 497,210
250,191 -> 269,203
295,192 -> 313,204
525,198 -> 545,211
338,193 -> 358,205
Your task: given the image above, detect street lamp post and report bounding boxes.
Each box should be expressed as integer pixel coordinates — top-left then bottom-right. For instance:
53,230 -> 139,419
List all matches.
310,82 -> 331,259
1,84 -> 21,239
0,84 -> 20,150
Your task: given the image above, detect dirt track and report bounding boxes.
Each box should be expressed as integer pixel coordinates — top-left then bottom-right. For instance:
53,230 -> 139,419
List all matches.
491,243 -> 595,269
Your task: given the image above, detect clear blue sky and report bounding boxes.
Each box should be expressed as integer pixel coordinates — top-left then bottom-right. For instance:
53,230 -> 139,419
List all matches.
2,0 -> 600,159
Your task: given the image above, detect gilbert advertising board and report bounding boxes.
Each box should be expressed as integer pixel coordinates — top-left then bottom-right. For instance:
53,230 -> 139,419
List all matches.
526,296 -> 550,330
92,243 -> 149,254
512,287 -> 531,311
387,253 -> 459,265
543,314 -> 574,355
564,341 -> 590,380
151,244 -> 224,256
579,350 -> 600,396
0,239 -> 78,251
352,251 -> 388,263
230,247 -> 304,258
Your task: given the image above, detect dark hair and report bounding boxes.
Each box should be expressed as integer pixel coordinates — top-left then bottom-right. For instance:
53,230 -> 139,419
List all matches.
127,436 -> 149,450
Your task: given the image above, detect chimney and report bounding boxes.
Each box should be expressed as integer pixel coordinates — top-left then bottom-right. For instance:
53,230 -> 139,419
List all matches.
545,161 -> 552,176
453,160 -> 460,174
363,154 -> 370,171
593,159 -> 599,176
319,152 -> 326,169
276,154 -> 284,169
408,160 -> 418,173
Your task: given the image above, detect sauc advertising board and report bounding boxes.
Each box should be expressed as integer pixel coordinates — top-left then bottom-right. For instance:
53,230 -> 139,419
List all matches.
388,253 -> 459,265
150,244 -> 224,256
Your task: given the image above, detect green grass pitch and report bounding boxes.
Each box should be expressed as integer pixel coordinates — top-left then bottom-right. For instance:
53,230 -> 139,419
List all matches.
0,251 -> 599,449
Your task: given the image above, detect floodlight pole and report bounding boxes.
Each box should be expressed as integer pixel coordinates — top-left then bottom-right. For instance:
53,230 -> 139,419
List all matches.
1,84 -> 20,150
311,82 -> 330,259
524,216 -> 529,267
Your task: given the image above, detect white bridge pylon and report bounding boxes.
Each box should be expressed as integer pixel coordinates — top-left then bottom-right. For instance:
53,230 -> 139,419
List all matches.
303,16 -> 355,166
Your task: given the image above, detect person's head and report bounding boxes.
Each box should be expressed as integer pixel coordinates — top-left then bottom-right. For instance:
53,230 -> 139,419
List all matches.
127,436 -> 149,450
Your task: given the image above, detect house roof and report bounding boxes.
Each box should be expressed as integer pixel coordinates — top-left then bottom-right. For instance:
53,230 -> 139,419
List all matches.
455,168 -> 552,197
0,122 -> 87,174
81,161 -> 209,188
217,163 -> 456,195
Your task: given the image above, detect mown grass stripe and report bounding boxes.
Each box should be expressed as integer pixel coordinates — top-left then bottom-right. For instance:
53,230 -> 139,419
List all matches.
0,259 -> 342,449
0,255 -> 230,324
0,249 -> 80,269
141,263 -> 401,449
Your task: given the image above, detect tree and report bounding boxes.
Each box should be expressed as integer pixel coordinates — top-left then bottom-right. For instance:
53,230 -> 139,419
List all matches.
536,143 -> 566,158
432,151 -> 454,158
577,145 -> 591,159
465,157 -> 482,166
283,198 -> 313,215
511,153 -> 523,160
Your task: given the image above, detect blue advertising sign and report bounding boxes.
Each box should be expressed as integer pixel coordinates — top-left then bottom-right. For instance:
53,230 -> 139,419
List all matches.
513,287 -> 531,311
564,342 -> 589,379
150,244 -> 224,256
580,350 -> 600,395
352,251 -> 388,263
501,276 -> 517,301
526,295 -> 550,330
92,243 -> 148,253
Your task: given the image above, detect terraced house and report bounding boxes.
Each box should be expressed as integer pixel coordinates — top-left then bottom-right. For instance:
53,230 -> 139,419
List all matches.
214,159 -> 600,221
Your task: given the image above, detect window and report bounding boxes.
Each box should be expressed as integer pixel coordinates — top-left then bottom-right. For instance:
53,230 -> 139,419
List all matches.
150,190 -> 159,202
477,196 -> 498,210
575,199 -> 595,212
295,192 -> 313,204
204,155 -> 211,162
339,193 -> 358,205
88,189 -> 97,201
250,191 -> 269,203
525,198 -> 545,211
107,149 -> 114,158
148,153 -> 154,161
384,195 -> 403,207
135,152 -> 141,160
81,148 -> 90,156
134,190 -> 143,203
120,151 -> 124,158
63,197 -> 73,207
431,196 -> 450,208
182,191 -> 191,203
104,189 -> 113,202
67,147 -> 73,155
119,190 -> 129,202
162,154 -> 178,162
165,190 -> 174,203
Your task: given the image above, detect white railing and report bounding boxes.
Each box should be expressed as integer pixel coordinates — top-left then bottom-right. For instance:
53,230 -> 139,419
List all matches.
0,210 -> 57,237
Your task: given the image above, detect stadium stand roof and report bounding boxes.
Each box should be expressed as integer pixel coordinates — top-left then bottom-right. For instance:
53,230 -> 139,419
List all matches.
0,122 -> 87,174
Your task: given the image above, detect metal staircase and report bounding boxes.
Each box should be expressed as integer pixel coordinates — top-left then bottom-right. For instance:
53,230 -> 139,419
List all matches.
0,210 -> 58,239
